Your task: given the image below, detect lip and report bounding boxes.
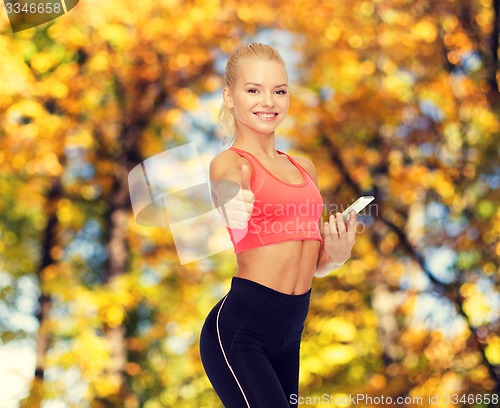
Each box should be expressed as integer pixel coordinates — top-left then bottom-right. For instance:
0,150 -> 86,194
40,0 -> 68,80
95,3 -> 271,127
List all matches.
253,112 -> 278,121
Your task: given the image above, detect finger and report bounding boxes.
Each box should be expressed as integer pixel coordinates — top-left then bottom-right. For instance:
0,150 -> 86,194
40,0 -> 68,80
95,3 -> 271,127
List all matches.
335,212 -> 347,238
347,210 -> 356,241
329,214 -> 340,239
240,164 -> 252,191
220,202 -> 242,229
225,198 -> 253,216
241,189 -> 255,204
223,204 -> 250,228
324,221 -> 332,245
244,200 -> 254,218
228,218 -> 248,229
224,194 -> 251,225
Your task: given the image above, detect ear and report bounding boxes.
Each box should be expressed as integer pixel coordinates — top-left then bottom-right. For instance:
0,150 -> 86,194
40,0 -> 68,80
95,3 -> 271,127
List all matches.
222,87 -> 234,109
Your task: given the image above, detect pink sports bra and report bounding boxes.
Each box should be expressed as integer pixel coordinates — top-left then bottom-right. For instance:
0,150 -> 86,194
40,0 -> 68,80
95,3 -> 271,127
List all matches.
225,146 -> 324,254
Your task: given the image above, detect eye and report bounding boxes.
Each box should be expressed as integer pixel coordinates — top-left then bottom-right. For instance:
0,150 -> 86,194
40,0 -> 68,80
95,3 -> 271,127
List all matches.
247,88 -> 258,93
276,89 -> 288,95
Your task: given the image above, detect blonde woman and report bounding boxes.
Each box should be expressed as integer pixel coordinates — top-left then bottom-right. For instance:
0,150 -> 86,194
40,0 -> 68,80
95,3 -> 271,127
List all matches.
200,42 -> 357,407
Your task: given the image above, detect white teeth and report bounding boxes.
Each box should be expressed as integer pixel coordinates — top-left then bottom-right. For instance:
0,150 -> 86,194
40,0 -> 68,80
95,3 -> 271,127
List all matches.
255,113 -> 276,119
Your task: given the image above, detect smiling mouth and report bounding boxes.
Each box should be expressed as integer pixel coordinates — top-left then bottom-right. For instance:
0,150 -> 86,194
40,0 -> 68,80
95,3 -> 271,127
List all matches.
254,112 -> 278,120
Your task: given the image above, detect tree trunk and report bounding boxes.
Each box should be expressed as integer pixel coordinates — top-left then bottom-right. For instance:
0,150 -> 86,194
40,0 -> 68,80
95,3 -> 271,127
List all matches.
21,179 -> 63,407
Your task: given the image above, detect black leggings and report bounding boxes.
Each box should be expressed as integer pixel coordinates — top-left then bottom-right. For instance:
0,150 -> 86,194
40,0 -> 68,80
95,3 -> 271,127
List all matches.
199,277 -> 311,408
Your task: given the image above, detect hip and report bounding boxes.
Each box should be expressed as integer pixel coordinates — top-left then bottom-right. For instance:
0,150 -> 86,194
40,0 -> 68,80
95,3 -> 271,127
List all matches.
202,277 -> 311,353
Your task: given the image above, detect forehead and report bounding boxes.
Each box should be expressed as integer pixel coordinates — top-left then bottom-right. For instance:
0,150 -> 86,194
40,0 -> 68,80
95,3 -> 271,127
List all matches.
235,58 -> 288,84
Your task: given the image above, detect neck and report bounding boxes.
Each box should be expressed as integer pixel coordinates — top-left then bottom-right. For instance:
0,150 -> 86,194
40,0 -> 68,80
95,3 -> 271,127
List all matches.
232,132 -> 278,159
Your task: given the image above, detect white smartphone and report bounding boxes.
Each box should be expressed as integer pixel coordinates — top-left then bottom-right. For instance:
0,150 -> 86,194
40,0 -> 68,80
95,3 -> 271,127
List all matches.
342,196 -> 375,222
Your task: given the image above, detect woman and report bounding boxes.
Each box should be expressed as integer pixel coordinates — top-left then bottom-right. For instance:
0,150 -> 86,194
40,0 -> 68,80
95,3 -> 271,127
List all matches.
199,42 -> 357,408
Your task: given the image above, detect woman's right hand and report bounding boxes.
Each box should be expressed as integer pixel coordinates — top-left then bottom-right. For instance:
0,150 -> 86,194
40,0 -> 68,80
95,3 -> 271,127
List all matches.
220,164 -> 255,229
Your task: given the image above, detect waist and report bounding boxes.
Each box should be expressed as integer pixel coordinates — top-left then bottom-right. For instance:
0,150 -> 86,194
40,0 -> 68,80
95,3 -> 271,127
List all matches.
234,240 -> 320,294
230,276 -> 311,308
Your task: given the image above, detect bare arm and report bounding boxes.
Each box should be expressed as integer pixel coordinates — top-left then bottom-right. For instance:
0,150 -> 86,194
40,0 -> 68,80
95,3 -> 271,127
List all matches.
315,222 -> 346,278
209,152 -> 255,229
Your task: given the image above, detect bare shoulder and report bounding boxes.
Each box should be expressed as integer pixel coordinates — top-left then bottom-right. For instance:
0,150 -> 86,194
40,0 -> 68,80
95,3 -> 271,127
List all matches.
209,149 -> 246,182
291,154 -> 318,187
209,149 -> 252,208
210,149 -> 252,190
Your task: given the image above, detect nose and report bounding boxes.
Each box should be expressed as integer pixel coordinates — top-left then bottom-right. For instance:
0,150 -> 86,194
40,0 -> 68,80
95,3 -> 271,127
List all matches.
261,91 -> 274,107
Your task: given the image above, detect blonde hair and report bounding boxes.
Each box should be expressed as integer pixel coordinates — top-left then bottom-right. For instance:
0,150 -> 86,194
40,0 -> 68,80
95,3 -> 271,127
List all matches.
218,42 -> 288,146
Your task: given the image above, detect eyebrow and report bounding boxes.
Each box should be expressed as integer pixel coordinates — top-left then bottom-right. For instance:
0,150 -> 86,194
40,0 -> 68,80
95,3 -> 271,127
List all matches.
244,82 -> 288,88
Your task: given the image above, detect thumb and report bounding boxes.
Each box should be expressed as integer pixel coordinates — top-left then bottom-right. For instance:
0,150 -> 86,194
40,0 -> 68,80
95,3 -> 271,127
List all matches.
240,164 -> 251,191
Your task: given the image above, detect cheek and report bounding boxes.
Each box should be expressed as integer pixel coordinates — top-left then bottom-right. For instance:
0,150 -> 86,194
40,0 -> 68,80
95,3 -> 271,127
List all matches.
234,96 -> 253,110
281,100 -> 290,113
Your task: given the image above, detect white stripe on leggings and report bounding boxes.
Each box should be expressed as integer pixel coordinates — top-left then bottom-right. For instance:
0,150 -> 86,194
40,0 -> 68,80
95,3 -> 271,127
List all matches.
216,295 -> 251,408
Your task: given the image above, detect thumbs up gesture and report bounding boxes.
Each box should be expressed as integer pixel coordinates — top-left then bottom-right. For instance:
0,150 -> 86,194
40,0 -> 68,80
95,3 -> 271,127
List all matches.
221,164 -> 255,229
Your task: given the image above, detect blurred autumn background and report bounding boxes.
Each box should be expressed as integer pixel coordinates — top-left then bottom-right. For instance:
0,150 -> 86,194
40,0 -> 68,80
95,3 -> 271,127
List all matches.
0,0 -> 499,407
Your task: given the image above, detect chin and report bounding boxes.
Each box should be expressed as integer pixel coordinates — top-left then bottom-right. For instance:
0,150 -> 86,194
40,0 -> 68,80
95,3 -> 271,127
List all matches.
255,126 -> 280,135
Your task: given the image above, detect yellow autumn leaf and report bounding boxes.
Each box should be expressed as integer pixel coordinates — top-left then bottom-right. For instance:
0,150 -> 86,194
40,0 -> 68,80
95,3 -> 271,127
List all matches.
88,51 -> 111,72
101,304 -> 125,327
320,344 -> 356,365
320,317 -> 357,342
94,375 -> 122,397
485,337 -> 500,365
30,51 -> 57,74
463,296 -> 491,326
412,20 -> 438,42
7,100 -> 45,119
66,128 -> 94,149
176,88 -> 198,110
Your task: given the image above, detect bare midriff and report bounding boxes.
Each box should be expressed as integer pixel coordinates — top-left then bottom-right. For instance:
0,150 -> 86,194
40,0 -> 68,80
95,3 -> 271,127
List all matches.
235,239 -> 321,295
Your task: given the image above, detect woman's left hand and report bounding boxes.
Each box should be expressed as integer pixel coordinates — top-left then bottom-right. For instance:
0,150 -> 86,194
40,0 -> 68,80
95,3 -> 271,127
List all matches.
323,211 -> 357,264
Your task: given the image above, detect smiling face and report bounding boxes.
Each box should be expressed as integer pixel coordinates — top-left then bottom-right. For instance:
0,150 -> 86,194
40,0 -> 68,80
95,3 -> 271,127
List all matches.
223,57 -> 290,138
